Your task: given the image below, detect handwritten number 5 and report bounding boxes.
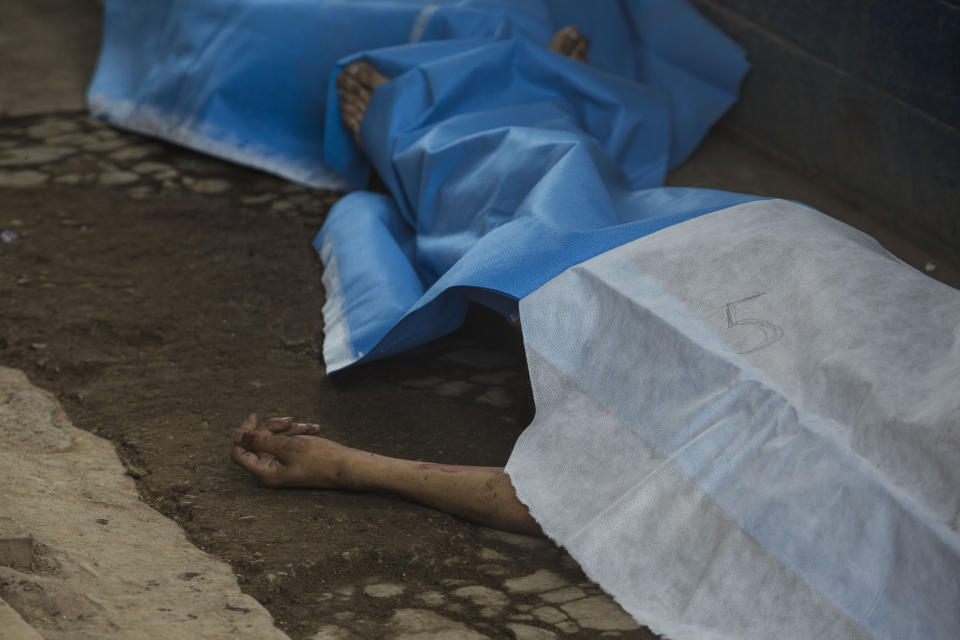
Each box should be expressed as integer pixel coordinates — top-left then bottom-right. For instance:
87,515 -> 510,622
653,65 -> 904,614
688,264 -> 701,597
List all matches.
725,293 -> 783,354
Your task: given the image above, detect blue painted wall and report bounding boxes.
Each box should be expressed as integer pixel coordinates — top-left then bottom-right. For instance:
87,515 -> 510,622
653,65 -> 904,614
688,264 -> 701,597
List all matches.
690,0 -> 959,247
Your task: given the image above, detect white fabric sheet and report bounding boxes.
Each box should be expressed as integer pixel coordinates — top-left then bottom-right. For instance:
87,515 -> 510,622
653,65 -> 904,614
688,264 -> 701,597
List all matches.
507,199 -> 960,639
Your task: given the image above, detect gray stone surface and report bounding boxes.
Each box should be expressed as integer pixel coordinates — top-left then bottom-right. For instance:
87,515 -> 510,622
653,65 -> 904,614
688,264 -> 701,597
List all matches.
538,586 -> 586,604
504,570 -> 568,594
560,597 -> 640,631
0,145 -> 75,166
390,609 -> 489,639
363,583 -> 405,598
508,623 -> 558,639
0,367 -> 289,640
0,170 -> 48,187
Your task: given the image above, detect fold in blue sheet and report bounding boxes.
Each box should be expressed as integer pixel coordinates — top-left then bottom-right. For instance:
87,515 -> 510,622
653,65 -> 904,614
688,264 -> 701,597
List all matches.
90,0 -> 747,188
89,0 -> 757,371
317,34 -> 759,370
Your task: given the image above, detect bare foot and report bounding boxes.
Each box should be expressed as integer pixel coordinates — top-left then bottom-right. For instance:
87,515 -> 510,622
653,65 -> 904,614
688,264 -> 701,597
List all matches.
336,61 -> 389,146
231,413 -> 356,489
548,25 -> 590,62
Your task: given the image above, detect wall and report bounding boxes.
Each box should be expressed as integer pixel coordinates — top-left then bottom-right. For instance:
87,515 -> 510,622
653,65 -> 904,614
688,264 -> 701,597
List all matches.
691,0 -> 959,247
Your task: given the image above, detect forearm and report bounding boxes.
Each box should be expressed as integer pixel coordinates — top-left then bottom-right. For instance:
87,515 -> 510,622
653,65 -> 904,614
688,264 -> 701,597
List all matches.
231,415 -> 543,537
344,451 -> 543,536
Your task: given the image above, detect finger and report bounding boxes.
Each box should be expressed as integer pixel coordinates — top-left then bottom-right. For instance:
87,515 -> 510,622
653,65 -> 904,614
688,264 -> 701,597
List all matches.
231,443 -> 259,469
261,416 -> 294,433
239,413 -> 258,432
286,422 -> 323,436
254,450 -> 278,465
233,429 -> 286,457
239,430 -> 295,460
232,444 -> 277,476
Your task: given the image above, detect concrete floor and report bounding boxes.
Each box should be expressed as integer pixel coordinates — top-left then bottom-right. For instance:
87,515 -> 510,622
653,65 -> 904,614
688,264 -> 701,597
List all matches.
1,2 -> 957,639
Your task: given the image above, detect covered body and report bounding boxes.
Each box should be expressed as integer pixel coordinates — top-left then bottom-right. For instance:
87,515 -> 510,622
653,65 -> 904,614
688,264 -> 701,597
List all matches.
88,2 -> 960,637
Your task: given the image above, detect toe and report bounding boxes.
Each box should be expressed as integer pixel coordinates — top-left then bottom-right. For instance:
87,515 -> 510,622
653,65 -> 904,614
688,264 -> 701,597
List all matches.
564,26 -> 582,44
343,61 -> 366,77
336,61 -> 387,145
336,71 -> 363,95
352,62 -> 388,90
549,26 -> 589,61
571,38 -> 589,62
549,26 -> 579,53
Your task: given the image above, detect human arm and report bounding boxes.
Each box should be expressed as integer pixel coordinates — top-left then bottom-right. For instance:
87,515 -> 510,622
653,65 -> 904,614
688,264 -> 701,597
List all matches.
231,414 -> 542,536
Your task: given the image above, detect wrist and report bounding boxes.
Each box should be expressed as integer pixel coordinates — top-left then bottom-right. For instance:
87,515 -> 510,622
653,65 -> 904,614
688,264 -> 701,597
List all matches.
337,448 -> 391,492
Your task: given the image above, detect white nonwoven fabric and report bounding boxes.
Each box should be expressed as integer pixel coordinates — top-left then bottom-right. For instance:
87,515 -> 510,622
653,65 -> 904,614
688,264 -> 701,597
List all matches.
506,199 -> 960,639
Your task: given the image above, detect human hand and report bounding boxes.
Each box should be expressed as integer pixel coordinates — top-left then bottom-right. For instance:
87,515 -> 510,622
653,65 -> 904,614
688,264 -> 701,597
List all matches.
230,413 -> 355,489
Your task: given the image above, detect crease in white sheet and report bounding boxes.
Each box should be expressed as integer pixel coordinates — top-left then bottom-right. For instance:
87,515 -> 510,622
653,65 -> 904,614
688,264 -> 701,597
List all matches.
507,199 -> 960,640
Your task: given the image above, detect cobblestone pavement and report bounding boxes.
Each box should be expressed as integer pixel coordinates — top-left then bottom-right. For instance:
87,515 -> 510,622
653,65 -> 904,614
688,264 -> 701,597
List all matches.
0,114 -> 329,216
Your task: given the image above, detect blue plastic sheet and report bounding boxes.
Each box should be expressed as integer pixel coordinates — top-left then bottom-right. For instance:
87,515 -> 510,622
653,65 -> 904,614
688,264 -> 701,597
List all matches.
88,0 -> 754,370
316,34 -> 757,369
89,0 -> 747,188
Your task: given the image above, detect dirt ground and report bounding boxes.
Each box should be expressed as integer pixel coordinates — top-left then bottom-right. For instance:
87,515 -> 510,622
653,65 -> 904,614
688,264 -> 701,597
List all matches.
1,113 -> 659,638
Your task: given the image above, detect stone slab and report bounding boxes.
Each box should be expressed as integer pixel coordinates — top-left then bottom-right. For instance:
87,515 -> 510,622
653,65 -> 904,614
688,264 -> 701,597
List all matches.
0,366 -> 289,640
